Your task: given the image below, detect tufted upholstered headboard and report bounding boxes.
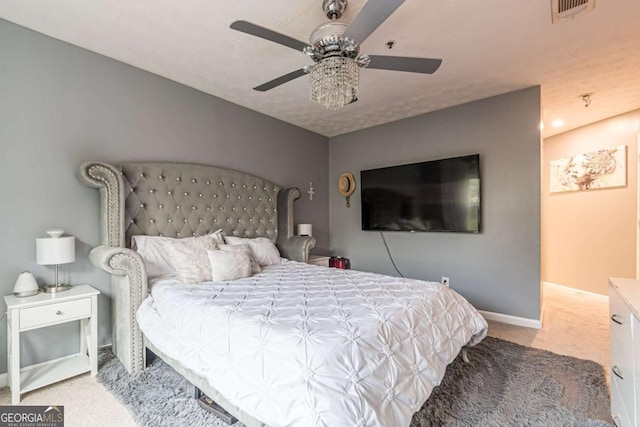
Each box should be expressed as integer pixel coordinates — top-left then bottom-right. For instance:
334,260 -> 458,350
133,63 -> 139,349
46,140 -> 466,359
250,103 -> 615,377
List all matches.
80,161 -> 309,251
118,163 -> 280,245
79,161 -> 315,375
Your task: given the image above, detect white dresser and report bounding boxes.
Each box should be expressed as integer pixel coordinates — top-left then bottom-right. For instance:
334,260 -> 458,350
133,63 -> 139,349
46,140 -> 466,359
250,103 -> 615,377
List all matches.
609,278 -> 640,427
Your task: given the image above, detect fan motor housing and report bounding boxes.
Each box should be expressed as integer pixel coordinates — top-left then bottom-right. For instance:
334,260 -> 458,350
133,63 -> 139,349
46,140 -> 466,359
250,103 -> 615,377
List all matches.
322,0 -> 347,19
308,22 -> 359,61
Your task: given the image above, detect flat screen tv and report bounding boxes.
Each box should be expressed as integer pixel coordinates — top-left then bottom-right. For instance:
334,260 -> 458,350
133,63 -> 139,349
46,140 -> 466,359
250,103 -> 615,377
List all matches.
361,154 -> 480,233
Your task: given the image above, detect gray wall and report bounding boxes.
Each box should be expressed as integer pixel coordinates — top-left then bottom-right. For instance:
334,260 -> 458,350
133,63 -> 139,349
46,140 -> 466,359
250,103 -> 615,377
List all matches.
0,19 -> 328,370
329,87 -> 542,320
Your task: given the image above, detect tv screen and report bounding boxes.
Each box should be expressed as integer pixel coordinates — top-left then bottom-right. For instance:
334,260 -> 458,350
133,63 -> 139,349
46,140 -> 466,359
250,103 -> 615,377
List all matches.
361,154 -> 480,233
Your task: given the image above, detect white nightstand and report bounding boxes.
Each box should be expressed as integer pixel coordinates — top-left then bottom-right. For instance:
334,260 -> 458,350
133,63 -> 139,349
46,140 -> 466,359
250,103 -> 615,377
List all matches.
308,255 -> 330,267
4,285 -> 100,404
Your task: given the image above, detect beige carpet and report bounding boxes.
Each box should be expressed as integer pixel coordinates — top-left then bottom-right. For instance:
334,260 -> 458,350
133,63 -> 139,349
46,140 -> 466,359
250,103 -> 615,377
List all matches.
487,282 -> 610,382
0,282 -> 611,427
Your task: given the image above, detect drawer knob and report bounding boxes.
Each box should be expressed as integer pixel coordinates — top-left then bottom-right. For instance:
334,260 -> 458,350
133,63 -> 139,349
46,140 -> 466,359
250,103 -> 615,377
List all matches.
612,365 -> 624,380
56,310 -> 63,316
610,314 -> 623,325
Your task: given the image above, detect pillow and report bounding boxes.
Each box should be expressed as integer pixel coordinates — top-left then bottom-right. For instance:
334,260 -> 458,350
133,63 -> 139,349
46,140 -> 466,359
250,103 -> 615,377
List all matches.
131,235 -> 176,280
224,236 -> 281,267
208,250 -> 252,282
219,243 -> 261,274
132,230 -> 224,281
160,237 -> 219,284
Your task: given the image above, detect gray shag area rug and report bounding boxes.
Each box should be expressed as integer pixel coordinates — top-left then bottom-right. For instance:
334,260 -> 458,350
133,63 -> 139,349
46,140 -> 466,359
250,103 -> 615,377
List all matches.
97,337 -> 613,426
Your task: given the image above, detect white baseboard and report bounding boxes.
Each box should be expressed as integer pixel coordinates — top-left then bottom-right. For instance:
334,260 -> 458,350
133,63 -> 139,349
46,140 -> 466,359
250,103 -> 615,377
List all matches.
543,281 -> 609,301
479,310 -> 542,329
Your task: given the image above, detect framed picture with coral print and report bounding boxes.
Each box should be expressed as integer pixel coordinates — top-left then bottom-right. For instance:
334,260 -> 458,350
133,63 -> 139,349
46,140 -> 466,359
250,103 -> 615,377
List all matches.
549,145 -> 627,193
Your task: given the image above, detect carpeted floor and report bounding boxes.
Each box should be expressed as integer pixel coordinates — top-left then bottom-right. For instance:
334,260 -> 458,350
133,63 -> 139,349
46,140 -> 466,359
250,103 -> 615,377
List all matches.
412,337 -> 612,426
97,336 -> 613,427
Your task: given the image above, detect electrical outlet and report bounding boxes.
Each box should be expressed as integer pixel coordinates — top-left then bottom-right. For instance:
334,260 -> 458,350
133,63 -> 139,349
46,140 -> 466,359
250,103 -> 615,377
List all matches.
441,276 -> 450,287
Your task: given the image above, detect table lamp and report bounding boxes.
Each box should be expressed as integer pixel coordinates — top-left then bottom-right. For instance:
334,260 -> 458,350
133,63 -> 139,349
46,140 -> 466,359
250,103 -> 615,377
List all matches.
297,224 -> 313,236
36,229 -> 75,293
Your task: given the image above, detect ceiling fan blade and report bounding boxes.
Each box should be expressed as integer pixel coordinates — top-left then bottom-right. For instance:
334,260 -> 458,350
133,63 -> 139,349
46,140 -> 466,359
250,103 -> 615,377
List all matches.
368,55 -> 442,74
343,0 -> 405,43
230,20 -> 309,53
254,68 -> 308,92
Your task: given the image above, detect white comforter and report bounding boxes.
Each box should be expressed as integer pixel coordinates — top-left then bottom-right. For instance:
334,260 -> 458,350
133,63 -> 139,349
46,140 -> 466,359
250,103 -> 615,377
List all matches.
137,261 -> 487,427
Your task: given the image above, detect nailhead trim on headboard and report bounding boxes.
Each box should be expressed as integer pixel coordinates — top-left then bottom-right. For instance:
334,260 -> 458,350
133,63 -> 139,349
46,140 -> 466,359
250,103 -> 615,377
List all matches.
86,163 -> 125,247
109,252 -> 145,373
119,164 -> 280,247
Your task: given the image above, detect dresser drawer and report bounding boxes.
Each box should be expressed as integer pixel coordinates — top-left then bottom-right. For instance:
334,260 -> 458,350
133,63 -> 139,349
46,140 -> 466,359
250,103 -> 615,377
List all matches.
611,373 -> 632,427
609,279 -> 640,427
611,335 -> 636,424
19,298 -> 92,330
609,284 -> 633,346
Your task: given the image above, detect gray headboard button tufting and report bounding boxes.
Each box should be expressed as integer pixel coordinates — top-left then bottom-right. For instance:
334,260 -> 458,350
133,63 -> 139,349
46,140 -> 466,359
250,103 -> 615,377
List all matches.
79,161 -> 315,374
119,163 -> 281,245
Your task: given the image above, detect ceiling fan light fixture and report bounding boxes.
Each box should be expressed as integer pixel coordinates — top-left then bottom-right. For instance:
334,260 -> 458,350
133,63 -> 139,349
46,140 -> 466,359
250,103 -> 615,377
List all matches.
309,57 -> 359,110
231,0 -> 442,107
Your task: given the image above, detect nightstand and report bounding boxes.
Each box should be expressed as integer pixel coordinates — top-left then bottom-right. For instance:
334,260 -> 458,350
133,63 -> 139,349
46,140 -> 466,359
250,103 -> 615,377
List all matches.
4,285 -> 100,404
308,255 -> 330,267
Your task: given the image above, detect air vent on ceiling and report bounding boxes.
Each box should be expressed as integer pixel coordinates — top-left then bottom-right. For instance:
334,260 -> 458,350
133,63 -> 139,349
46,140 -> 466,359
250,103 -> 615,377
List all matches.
552,0 -> 595,23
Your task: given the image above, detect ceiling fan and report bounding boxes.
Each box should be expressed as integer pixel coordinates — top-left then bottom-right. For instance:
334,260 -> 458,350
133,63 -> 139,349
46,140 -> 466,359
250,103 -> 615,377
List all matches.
230,0 -> 442,110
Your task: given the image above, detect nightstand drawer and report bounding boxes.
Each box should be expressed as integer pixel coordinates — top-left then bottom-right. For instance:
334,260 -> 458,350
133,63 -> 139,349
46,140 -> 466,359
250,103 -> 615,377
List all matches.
19,298 -> 92,330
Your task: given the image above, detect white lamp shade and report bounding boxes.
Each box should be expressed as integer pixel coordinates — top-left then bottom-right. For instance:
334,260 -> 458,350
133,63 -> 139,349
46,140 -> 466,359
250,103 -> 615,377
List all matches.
36,236 -> 75,265
297,224 -> 313,236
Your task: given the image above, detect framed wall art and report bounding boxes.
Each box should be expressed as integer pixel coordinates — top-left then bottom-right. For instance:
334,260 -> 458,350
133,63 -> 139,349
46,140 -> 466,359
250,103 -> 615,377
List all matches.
549,145 -> 626,193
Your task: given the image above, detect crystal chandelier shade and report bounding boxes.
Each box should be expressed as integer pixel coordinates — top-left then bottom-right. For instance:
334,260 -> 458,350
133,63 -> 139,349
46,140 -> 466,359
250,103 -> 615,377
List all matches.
309,57 -> 359,110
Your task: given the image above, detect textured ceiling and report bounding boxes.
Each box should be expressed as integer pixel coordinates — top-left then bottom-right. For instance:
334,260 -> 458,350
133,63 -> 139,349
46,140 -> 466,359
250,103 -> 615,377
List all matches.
1,0 -> 640,138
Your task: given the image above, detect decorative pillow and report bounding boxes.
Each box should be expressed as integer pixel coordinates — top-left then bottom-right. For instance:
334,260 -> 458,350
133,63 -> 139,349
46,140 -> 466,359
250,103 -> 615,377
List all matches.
219,243 -> 261,274
161,238 -> 219,284
207,250 -> 252,282
225,236 -> 281,267
132,231 -> 224,281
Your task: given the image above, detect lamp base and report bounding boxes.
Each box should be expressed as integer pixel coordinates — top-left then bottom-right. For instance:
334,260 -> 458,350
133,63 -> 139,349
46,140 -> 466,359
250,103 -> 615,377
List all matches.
43,284 -> 72,293
14,289 -> 41,298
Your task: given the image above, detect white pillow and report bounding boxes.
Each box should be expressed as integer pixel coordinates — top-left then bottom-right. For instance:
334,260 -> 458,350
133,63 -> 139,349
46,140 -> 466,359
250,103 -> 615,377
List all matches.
132,230 -> 224,281
224,236 -> 281,267
160,237 -> 218,284
208,250 -> 252,282
131,235 -> 176,280
219,243 -> 261,274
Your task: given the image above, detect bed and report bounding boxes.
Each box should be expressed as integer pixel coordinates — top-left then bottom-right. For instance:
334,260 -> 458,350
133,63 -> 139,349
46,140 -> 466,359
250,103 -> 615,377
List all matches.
80,161 -> 487,427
